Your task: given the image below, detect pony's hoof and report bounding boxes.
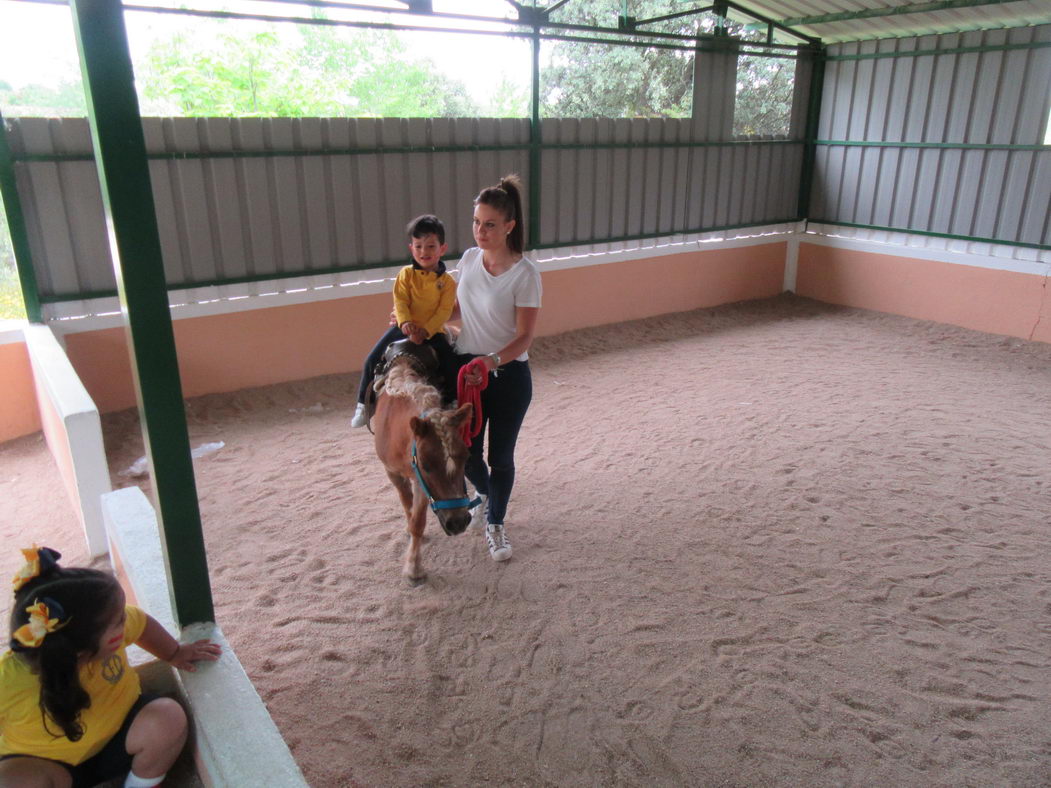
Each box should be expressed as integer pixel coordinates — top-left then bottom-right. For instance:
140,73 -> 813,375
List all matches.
405,572 -> 427,586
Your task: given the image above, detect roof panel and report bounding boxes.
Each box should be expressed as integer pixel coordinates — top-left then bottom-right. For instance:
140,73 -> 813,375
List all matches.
736,0 -> 1051,44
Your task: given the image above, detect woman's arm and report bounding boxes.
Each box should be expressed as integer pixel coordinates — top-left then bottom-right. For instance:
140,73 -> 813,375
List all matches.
485,306 -> 540,371
136,615 -> 222,672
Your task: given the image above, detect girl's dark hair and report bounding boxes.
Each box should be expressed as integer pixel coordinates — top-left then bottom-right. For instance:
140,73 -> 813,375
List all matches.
475,174 -> 525,254
9,563 -> 123,742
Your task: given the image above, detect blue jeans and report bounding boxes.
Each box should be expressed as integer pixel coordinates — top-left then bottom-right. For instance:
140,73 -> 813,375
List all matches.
457,356 -> 532,525
357,326 -> 457,405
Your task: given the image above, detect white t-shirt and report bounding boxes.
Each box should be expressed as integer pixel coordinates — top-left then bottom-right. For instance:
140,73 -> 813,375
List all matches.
454,247 -> 543,361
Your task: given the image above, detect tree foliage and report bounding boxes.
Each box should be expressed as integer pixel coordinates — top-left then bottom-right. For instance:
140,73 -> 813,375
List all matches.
541,0 -> 696,118
0,202 -> 26,320
0,79 -> 86,117
541,0 -> 796,135
733,55 -> 795,137
138,25 -> 478,118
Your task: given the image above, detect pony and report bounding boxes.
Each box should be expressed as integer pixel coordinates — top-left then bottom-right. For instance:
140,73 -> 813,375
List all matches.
371,353 -> 476,583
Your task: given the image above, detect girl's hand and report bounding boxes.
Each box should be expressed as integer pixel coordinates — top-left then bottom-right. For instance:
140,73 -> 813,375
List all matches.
168,639 -> 222,672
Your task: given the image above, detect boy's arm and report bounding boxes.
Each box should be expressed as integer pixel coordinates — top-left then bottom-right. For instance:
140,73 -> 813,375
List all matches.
135,614 -> 222,672
421,276 -> 458,338
392,269 -> 413,332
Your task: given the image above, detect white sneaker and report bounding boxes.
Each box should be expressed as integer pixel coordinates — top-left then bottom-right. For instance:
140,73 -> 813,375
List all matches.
469,494 -> 488,531
350,402 -> 367,428
485,523 -> 512,562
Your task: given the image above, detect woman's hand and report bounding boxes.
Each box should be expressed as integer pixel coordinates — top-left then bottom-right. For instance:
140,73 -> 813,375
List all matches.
168,639 -> 222,672
463,359 -> 487,387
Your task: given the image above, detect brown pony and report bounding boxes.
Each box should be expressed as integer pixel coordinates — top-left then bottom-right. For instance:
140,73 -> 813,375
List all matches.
372,356 -> 475,583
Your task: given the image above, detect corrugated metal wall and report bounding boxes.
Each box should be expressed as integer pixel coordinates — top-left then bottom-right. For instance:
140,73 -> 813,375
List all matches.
8,115 -> 804,300
538,120 -> 802,247
7,117 -> 529,299
811,24 -> 1051,247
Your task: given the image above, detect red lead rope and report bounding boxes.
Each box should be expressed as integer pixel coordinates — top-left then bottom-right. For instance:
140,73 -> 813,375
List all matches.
457,358 -> 489,446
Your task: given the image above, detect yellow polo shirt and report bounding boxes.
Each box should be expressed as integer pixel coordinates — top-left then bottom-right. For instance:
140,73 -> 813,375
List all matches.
0,604 -> 146,765
392,262 -> 457,339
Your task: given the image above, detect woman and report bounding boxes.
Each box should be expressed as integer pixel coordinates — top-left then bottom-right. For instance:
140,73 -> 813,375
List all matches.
453,174 -> 542,562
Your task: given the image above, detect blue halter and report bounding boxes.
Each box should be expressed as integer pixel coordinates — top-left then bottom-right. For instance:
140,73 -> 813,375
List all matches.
411,440 -> 482,515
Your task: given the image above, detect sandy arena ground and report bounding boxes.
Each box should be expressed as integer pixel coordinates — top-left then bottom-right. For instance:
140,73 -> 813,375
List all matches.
3,294 -> 1050,787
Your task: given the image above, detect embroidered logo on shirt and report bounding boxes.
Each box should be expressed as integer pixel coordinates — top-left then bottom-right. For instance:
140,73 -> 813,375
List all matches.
101,655 -> 125,685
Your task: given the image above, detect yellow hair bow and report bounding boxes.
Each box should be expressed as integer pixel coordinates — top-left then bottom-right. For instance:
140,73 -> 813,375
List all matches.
12,599 -> 70,649
12,545 -> 61,592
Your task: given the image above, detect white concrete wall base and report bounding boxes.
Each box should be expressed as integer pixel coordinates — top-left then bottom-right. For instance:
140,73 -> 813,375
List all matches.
101,487 -> 309,788
24,324 -> 111,556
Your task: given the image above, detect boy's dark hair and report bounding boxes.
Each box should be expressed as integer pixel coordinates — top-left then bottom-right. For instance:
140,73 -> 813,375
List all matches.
406,214 -> 446,244
475,174 -> 525,254
10,561 -> 124,742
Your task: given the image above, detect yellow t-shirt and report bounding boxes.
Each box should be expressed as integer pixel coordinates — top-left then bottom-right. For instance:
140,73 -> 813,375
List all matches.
0,604 -> 147,765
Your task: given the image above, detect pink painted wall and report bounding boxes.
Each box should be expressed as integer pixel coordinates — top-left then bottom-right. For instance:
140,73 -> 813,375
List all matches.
60,246 -> 787,418
0,340 -> 41,442
538,243 -> 787,336
64,291 -> 392,415
796,243 -> 1051,343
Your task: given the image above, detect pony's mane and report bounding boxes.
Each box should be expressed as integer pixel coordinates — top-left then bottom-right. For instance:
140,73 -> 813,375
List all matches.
384,360 -> 461,469
383,360 -> 442,412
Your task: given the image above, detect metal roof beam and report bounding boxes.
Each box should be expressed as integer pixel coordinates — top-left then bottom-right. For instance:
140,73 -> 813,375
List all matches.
779,0 -> 1025,28
723,0 -> 820,44
634,6 -> 714,27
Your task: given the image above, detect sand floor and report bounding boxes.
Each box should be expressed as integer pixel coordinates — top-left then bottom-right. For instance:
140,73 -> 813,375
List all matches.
2,294 -> 1050,787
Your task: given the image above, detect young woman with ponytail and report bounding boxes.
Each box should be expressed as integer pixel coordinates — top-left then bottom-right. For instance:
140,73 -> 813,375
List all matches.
452,174 -> 543,562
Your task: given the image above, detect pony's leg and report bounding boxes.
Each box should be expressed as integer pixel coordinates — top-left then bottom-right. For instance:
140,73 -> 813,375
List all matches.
387,471 -> 414,525
388,471 -> 426,582
404,491 -> 429,583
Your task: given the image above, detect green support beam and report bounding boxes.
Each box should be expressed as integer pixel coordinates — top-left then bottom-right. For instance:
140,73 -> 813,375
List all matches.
0,110 -> 42,323
826,39 -> 1051,61
68,0 -> 214,626
797,45 -> 826,220
528,22 -> 542,249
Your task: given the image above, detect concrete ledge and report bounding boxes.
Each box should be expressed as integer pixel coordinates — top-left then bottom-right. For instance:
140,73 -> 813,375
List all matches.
23,324 -> 111,556
102,487 -> 309,788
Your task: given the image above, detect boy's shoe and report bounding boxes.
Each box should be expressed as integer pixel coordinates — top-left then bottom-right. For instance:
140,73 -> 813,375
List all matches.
485,523 -> 512,562
350,402 -> 367,428
469,495 -> 488,531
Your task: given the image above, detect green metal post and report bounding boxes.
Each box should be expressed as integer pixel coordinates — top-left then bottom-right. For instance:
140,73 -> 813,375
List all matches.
68,0 -> 214,625
797,43 -> 826,220
0,110 -> 43,323
528,23 -> 542,249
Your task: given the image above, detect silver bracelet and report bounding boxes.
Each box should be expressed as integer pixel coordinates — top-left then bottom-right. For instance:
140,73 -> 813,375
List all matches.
486,352 -> 501,375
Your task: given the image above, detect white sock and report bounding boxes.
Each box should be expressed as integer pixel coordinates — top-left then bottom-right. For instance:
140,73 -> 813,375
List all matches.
124,771 -> 165,788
